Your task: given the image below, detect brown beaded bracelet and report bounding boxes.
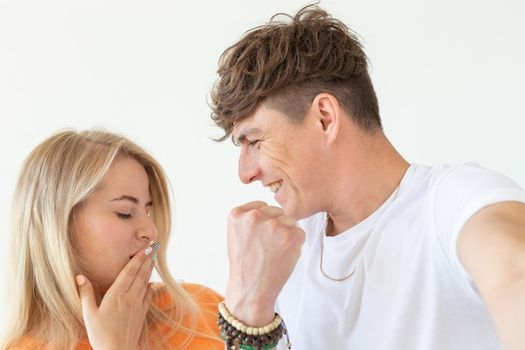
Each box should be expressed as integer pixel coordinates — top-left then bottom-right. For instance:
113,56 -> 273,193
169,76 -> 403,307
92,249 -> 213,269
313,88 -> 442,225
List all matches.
217,302 -> 291,349
218,313 -> 283,349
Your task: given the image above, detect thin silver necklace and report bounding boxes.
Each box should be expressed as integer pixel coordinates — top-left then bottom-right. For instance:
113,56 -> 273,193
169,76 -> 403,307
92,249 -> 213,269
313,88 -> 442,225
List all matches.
319,183 -> 402,282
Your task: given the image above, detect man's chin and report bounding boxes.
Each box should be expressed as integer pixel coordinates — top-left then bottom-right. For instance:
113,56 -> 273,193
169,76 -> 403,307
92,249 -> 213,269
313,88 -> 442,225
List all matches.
282,205 -> 306,221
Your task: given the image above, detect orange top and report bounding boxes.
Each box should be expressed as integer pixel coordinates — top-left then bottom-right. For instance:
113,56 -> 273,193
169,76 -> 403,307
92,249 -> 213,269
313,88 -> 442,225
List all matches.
10,283 -> 224,350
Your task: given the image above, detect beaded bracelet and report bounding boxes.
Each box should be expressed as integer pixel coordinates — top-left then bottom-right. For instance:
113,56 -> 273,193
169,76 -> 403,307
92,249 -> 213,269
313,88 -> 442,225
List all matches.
218,312 -> 284,348
217,302 -> 291,350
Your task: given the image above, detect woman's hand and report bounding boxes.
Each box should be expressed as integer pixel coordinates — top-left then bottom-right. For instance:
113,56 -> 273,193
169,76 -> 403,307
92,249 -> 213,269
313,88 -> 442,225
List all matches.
76,248 -> 155,350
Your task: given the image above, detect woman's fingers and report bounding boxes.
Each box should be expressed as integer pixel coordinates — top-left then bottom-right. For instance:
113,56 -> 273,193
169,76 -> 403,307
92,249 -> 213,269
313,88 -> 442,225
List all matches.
143,283 -> 154,308
109,246 -> 151,295
128,255 -> 155,300
76,274 -> 97,318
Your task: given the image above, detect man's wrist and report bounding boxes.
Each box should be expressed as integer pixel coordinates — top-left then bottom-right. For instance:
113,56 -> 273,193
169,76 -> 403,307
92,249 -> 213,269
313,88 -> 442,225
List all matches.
224,298 -> 276,326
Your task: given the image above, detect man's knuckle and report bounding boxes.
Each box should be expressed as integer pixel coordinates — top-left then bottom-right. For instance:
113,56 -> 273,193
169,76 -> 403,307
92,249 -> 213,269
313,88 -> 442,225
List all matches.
267,218 -> 280,231
246,209 -> 262,223
230,206 -> 243,217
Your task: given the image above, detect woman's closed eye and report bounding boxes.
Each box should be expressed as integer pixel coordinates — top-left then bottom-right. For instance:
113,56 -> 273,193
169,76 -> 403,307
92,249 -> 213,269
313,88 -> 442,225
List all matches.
116,212 -> 132,219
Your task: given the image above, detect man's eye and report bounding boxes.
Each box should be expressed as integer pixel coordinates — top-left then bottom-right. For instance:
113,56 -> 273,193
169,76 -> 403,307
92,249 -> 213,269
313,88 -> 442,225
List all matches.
117,213 -> 132,219
248,140 -> 260,147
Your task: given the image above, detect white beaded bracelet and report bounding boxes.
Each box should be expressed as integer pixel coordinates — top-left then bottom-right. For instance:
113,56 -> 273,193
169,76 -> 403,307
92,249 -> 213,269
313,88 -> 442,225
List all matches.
218,301 -> 282,335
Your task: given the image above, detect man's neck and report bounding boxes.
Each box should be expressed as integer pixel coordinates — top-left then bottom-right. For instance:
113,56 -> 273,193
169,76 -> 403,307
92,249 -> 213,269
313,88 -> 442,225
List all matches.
325,135 -> 410,236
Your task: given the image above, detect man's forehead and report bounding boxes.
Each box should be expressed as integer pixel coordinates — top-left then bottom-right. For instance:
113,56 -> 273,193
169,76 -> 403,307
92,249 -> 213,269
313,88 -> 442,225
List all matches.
232,104 -> 274,142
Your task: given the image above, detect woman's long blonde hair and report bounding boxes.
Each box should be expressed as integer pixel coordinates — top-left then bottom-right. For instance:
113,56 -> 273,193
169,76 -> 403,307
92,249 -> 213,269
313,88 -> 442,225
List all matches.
1,130 -> 201,350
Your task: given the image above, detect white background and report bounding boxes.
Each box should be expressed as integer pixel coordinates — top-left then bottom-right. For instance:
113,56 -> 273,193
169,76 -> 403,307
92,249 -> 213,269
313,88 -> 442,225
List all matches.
1,0 -> 524,330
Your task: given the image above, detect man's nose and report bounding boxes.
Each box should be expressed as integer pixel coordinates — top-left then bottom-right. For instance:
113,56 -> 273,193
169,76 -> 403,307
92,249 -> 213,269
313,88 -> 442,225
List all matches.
238,148 -> 261,184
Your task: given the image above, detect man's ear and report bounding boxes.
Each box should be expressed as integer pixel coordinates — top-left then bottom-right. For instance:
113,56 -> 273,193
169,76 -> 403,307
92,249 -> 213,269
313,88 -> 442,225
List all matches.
311,93 -> 341,145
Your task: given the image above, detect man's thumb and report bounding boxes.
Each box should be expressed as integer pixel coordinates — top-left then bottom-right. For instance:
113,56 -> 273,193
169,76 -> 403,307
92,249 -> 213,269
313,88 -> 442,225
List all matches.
75,275 -> 97,316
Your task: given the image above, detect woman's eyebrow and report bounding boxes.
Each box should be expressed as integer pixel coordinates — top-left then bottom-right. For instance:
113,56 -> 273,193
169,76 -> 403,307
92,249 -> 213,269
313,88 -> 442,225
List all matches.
111,195 -> 152,206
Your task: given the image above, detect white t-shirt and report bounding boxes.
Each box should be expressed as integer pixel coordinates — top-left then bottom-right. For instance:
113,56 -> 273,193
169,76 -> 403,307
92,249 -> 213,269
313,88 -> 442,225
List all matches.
276,163 -> 525,350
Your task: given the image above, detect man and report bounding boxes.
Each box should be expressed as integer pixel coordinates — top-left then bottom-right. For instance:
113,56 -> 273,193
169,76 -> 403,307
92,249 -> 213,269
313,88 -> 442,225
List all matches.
211,5 -> 525,350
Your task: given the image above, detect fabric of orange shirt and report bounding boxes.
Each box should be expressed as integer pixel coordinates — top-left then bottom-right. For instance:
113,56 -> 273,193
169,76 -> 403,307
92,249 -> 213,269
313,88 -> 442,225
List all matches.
9,283 -> 224,350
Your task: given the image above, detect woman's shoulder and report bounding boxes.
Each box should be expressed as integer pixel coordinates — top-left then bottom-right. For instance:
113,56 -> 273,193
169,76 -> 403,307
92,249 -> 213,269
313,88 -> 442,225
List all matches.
151,282 -> 223,311
150,282 -> 224,349
180,282 -> 224,307
4,336 -> 41,349
6,335 -> 91,350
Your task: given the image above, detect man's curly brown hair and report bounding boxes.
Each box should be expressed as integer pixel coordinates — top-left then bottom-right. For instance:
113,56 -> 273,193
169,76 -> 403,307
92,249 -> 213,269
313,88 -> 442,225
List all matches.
210,4 -> 382,141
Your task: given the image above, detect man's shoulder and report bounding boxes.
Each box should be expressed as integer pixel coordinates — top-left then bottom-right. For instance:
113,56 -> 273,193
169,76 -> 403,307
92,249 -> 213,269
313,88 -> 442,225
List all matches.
432,162 -> 522,193
405,162 -> 522,195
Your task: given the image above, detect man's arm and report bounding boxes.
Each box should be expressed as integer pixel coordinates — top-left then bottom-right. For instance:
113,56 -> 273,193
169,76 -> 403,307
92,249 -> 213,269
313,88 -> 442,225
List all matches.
458,201 -> 525,350
224,201 -> 304,324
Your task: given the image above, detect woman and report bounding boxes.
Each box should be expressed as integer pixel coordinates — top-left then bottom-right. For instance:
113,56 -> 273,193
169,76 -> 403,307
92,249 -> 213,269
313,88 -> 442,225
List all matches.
0,130 -> 223,350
